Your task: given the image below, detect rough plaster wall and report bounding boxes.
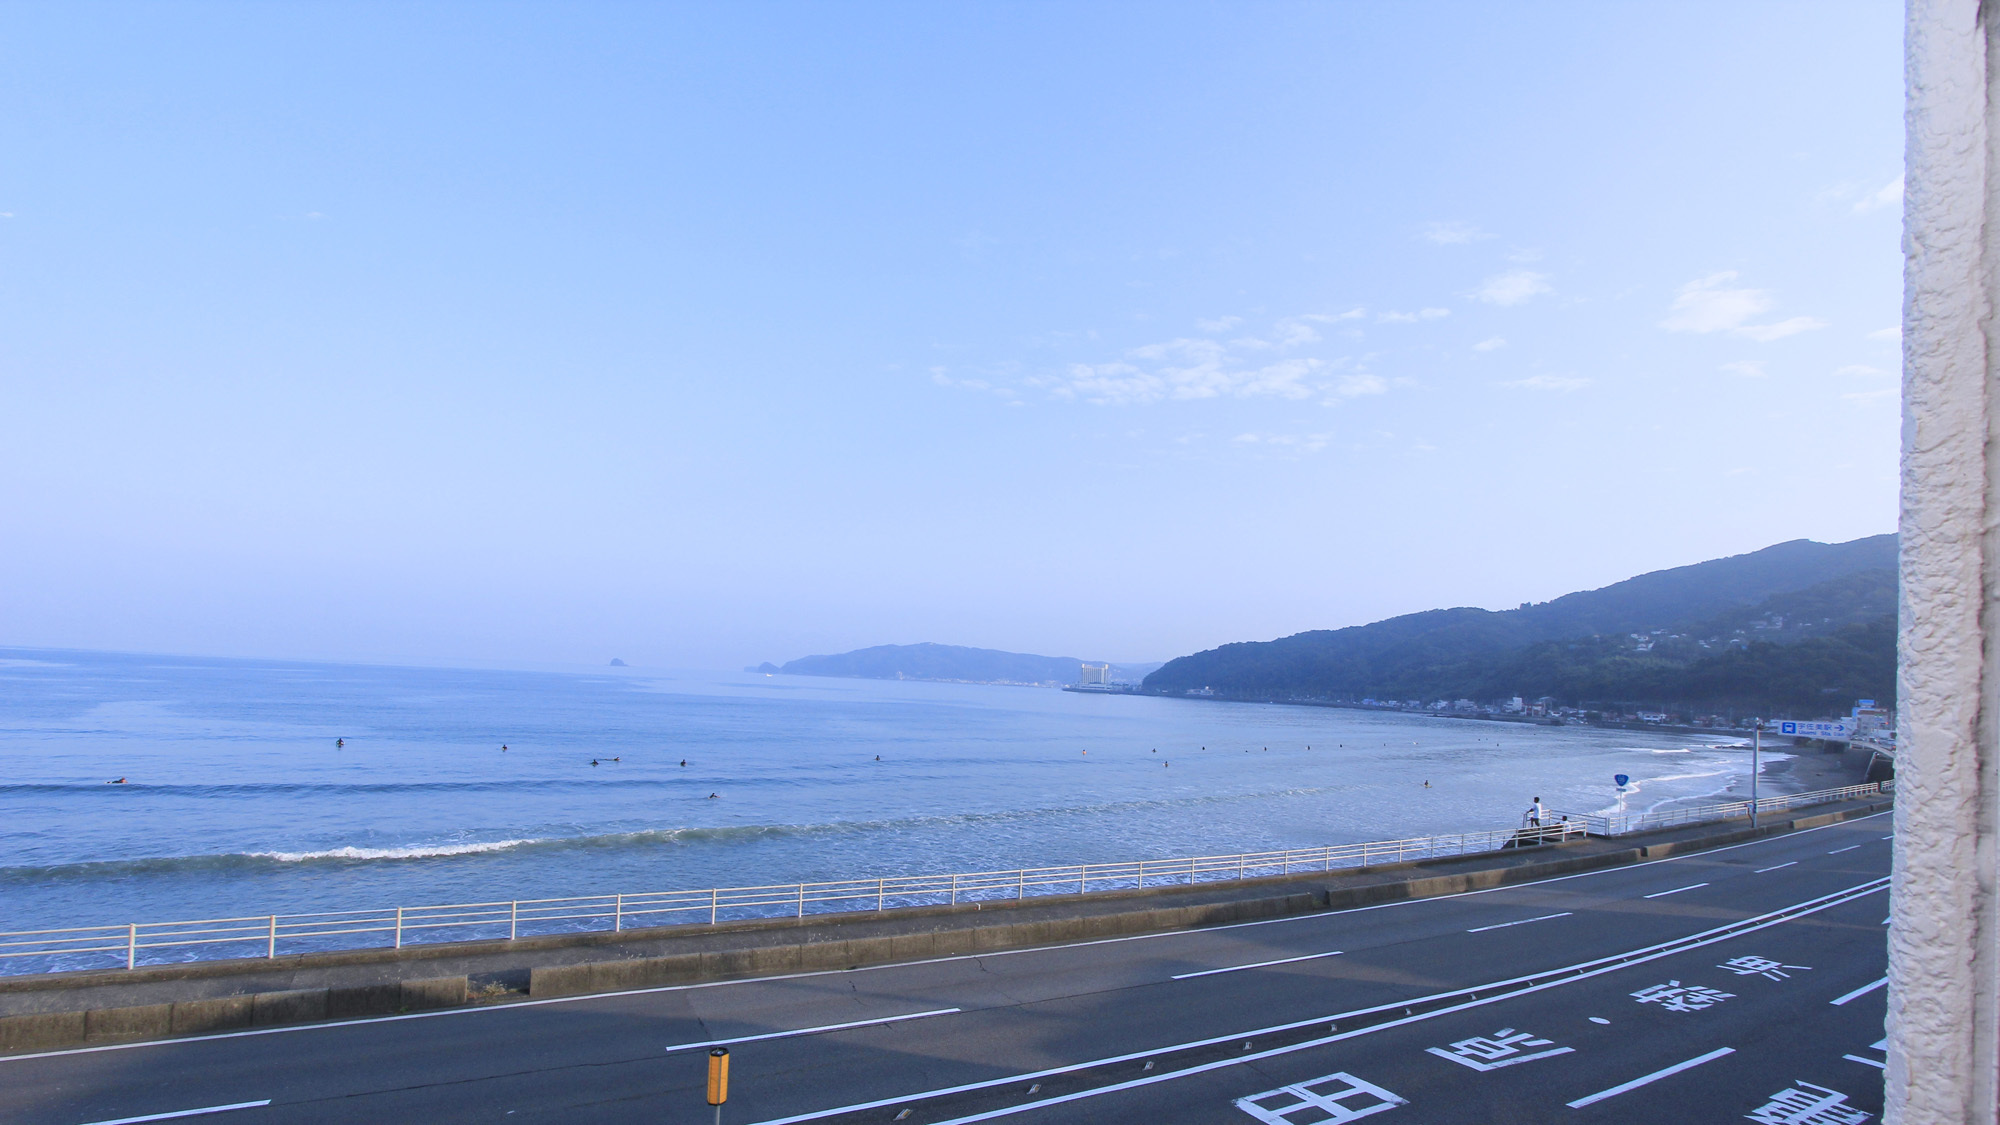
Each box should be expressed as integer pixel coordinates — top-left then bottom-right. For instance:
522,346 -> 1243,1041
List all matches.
1896,1 -> 1996,1121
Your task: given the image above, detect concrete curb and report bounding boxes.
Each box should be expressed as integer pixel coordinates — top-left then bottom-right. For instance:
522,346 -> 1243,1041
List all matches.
0,799 -> 1891,1053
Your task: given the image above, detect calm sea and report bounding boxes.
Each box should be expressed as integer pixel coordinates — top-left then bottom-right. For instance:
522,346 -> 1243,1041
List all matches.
0,647 -> 1776,942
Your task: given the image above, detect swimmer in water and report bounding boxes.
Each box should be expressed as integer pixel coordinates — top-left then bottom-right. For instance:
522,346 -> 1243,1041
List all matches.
707,792 -> 718,799
1423,780 -> 1431,788
109,777 -> 126,784
501,744 -> 508,752
591,759 -> 600,766
680,759 -> 687,767
336,738 -> 344,748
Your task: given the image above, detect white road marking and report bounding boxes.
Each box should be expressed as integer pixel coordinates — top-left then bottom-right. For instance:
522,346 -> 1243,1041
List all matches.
747,878 -> 1887,1125
663,1008 -> 960,1052
76,1101 -> 272,1125
0,810 -> 1892,1066
1643,883 -> 1709,899
1828,845 -> 1860,854
1754,862 -> 1797,873
1882,835 -> 1894,840
1844,1054 -> 1886,1069
1565,1048 -> 1736,1108
1173,951 -> 1343,979
1588,1017 -> 1610,1025
1830,977 -> 1888,1006
1466,912 -> 1573,934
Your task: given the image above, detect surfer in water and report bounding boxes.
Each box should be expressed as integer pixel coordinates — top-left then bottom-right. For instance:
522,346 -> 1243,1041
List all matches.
108,777 -> 126,784
707,792 -> 719,799
680,759 -> 686,767
591,759 -> 600,766
336,738 -> 344,748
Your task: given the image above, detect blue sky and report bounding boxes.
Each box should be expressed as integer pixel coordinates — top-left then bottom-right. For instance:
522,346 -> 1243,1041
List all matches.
0,2 -> 1902,669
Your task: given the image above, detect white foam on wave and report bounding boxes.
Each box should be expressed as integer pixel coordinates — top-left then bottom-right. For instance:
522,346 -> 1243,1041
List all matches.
252,839 -> 541,862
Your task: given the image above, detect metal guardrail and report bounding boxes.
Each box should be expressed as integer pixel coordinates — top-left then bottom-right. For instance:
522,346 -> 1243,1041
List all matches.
1550,780 -> 1892,838
0,821 -> 1589,976
1,780 -> 1887,976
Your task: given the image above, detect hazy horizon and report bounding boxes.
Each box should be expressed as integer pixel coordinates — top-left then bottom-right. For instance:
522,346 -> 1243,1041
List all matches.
1,3 -> 1901,671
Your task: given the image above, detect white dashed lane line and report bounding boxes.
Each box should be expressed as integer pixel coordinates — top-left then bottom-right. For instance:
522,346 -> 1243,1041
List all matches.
1754,862 -> 1797,874
1642,883 -> 1709,899
1829,845 -> 1861,855
1831,977 -> 1887,1006
1565,1048 -> 1736,1109
1466,912 -> 1572,934
77,1100 -> 272,1125
663,1009 -> 961,1053
1173,951 -> 1343,980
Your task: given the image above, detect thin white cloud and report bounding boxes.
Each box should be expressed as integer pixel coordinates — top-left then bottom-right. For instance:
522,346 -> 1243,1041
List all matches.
1720,360 -> 1766,378
1472,337 -> 1507,352
1866,326 -> 1901,342
1736,316 -> 1827,342
1660,272 -> 1825,341
1473,271 -> 1552,306
1853,175 -> 1904,214
1378,308 -> 1450,323
1836,364 -> 1889,378
1661,272 -> 1769,332
1420,221 -> 1491,245
1502,375 -> 1591,392
1233,431 -> 1334,452
1197,315 -> 1242,333
1332,373 -> 1388,398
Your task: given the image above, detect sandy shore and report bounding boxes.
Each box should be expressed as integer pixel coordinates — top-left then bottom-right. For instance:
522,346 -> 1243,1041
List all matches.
1713,740 -> 1870,800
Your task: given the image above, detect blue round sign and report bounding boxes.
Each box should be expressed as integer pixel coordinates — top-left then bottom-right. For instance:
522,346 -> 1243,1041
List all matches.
1614,774 -> 1630,787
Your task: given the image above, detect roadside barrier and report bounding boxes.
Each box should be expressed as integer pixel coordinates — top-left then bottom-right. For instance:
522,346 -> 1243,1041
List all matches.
0,781 -> 1886,975
1550,780 -> 1891,837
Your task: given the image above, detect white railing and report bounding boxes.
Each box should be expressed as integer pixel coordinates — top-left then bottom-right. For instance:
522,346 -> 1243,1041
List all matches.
1551,780 -> 1892,838
0,780 -> 1887,977
0,822 -> 1588,976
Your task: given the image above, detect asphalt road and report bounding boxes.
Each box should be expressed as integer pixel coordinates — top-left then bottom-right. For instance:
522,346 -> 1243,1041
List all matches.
2,812 -> 1894,1125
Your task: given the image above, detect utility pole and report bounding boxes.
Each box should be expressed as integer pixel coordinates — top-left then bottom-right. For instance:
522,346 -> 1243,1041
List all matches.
1750,721 -> 1761,831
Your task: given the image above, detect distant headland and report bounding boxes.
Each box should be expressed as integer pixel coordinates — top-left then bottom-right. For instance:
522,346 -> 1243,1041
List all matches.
748,643 -> 1161,688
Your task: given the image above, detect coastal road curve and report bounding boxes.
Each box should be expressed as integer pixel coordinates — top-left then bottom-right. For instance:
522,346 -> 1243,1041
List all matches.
1,813 -> 1893,1125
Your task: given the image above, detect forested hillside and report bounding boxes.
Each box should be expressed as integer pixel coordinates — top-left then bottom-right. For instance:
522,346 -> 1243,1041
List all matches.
1143,535 -> 1896,714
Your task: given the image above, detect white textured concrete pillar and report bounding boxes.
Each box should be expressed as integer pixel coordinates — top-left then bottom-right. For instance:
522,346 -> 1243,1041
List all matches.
1896,2 -> 2000,1121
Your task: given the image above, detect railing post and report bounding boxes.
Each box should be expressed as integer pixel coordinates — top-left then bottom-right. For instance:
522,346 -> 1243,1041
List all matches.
877,877 -> 885,912
1138,859 -> 1146,889
267,915 -> 277,958
614,893 -> 624,932
1189,856 -> 1196,884
796,884 -> 805,918
126,923 -> 137,970
1078,866 -> 1086,894
710,888 -> 719,925
394,907 -> 404,949
951,874 -> 960,905
510,900 -> 519,941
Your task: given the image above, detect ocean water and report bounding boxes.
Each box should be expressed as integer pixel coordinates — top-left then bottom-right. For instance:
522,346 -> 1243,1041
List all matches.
0,647 -> 1778,947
